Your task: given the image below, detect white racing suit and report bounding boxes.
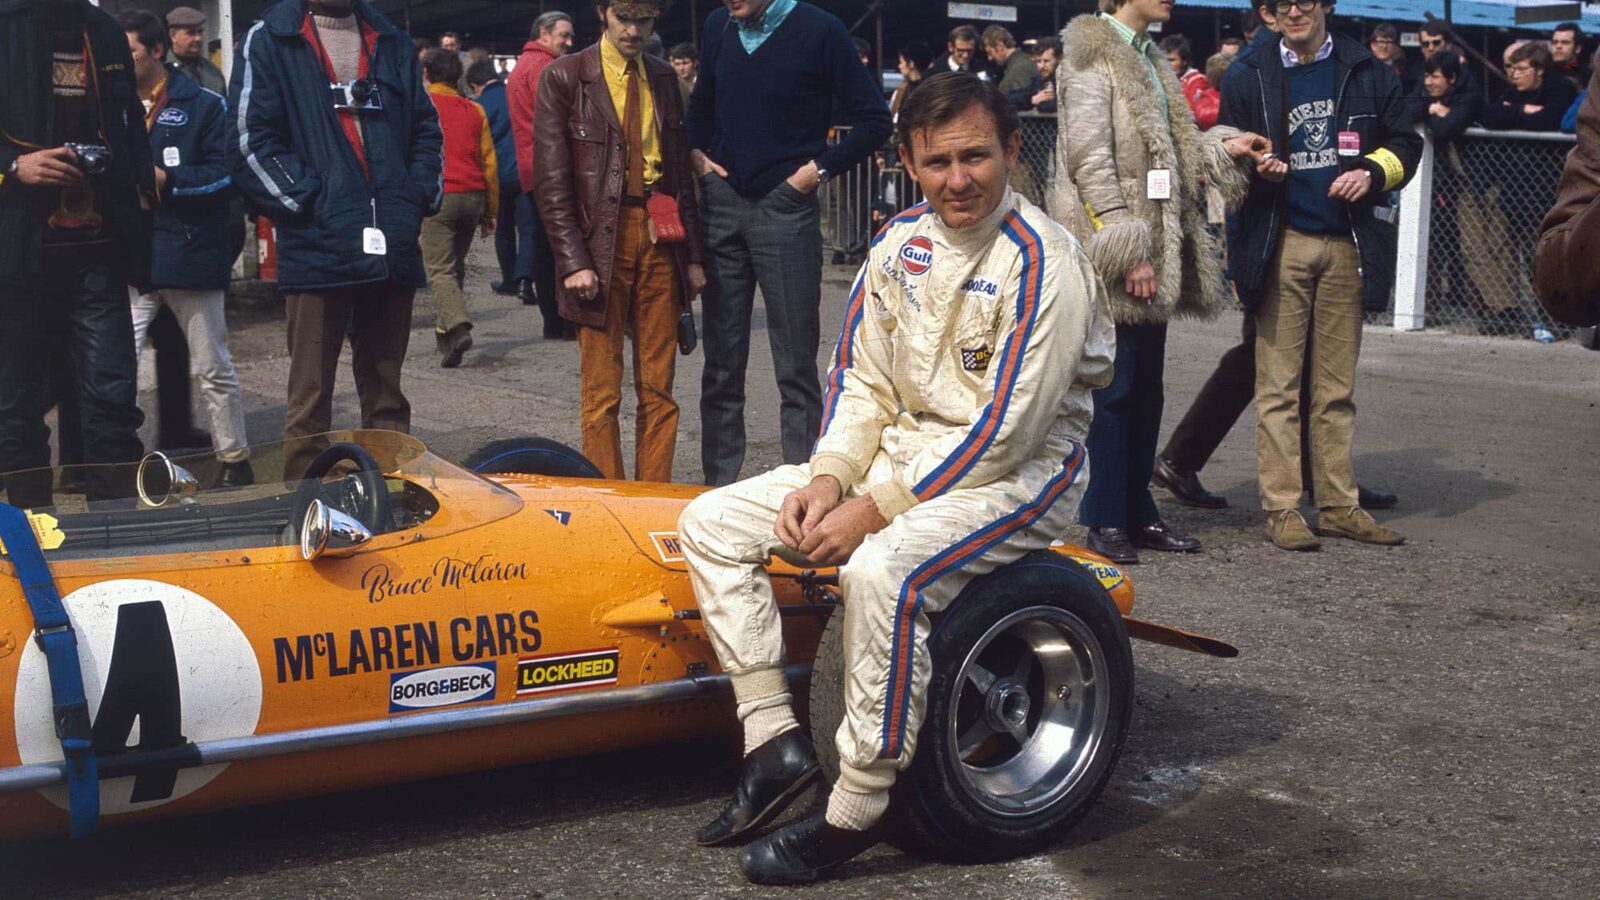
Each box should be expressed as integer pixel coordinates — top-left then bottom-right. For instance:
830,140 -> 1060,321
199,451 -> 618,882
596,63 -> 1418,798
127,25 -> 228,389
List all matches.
679,189 -> 1115,796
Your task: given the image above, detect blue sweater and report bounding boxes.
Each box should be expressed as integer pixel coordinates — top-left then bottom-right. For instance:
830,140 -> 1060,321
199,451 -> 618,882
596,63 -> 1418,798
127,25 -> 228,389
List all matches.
687,3 -> 892,198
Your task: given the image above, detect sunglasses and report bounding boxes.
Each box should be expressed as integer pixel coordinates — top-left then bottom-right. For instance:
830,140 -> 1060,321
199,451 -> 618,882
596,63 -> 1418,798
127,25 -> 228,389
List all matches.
1421,38 -> 1445,47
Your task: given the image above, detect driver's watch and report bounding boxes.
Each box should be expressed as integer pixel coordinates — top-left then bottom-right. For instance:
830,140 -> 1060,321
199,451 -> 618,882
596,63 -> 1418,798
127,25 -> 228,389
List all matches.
813,162 -> 831,185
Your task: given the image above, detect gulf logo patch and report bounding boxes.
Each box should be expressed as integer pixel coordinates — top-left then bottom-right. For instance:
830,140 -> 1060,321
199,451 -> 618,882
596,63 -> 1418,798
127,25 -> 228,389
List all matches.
899,236 -> 934,275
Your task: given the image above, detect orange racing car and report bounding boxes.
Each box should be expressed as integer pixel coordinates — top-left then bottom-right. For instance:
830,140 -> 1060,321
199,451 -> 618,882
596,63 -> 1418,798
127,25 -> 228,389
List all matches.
0,430 -> 1234,857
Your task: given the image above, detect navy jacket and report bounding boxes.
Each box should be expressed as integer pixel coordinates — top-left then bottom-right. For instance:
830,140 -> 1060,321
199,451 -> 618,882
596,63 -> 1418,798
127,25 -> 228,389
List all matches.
226,0 -> 442,292
0,0 -> 155,286
688,3 -> 891,198
149,69 -> 235,291
1220,33 -> 1423,312
474,79 -> 520,195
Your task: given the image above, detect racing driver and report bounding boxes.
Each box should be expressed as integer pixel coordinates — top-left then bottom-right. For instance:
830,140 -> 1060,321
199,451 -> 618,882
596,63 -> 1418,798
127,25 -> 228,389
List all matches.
678,72 -> 1115,884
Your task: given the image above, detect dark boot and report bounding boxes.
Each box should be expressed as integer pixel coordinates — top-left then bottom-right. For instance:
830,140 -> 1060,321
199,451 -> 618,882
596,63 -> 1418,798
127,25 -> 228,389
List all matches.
1358,485 -> 1398,510
1086,527 -> 1139,565
1151,455 -> 1227,508
437,324 -> 474,369
518,278 -> 538,307
695,729 -> 819,847
219,460 -> 255,488
739,812 -> 881,886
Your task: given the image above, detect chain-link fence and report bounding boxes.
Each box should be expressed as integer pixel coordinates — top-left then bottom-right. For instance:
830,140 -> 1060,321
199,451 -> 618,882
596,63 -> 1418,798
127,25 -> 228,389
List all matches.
819,114 -> 1058,262
1405,128 -> 1575,340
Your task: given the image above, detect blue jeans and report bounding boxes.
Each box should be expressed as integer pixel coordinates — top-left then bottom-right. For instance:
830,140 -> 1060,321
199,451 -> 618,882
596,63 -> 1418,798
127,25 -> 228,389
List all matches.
1079,322 -> 1168,530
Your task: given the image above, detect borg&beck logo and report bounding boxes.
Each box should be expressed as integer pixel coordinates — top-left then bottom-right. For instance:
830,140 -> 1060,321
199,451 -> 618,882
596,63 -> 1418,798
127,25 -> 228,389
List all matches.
899,236 -> 934,275
389,663 -> 496,713
517,648 -> 619,695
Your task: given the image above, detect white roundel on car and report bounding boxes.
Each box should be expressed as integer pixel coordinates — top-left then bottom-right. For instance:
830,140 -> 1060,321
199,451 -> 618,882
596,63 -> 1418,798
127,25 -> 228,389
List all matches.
12,579 -> 262,815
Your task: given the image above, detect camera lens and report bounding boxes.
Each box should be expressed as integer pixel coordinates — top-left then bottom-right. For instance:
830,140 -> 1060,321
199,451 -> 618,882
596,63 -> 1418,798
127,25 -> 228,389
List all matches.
351,80 -> 374,104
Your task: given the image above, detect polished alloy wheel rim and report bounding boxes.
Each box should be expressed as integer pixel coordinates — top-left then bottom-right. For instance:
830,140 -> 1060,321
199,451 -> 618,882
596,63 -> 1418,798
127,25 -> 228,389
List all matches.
946,605 -> 1109,817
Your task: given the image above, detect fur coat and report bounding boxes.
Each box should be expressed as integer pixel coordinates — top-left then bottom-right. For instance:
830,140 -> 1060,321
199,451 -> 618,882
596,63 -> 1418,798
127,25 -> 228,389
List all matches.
1048,14 -> 1249,324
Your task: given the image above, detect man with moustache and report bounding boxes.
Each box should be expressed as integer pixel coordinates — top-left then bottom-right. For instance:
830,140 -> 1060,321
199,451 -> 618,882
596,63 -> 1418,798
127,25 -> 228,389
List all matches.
680,73 -> 1113,884
534,0 -> 705,482
227,0 -> 442,476
0,0 -> 155,508
689,0 -> 892,486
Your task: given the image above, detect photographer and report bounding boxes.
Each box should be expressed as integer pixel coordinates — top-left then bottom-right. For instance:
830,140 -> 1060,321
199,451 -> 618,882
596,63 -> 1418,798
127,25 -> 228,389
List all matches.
227,0 -> 442,476
0,0 -> 155,509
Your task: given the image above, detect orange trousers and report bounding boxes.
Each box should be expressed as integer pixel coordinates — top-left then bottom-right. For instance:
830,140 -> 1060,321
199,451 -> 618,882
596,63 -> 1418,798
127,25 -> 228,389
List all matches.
578,204 -> 681,482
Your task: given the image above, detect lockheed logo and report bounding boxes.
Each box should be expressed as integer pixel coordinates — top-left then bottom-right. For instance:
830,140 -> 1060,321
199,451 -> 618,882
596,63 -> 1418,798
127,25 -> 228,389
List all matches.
899,236 -> 934,275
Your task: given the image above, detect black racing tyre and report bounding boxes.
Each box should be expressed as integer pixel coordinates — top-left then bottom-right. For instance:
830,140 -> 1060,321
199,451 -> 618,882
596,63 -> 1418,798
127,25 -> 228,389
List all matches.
464,437 -> 603,479
808,549 -> 1134,862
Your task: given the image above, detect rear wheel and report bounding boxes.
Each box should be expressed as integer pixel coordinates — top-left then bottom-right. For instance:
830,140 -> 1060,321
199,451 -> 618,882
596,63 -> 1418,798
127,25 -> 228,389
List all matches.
808,550 -> 1133,862
464,437 -> 603,479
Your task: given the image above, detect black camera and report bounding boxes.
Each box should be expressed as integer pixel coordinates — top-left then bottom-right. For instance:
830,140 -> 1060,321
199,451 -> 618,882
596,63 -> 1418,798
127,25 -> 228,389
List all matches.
329,79 -> 383,112
64,142 -> 111,176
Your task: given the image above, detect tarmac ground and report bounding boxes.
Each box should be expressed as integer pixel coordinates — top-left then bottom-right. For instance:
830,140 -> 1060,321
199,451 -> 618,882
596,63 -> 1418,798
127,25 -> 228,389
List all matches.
4,247 -> 1597,898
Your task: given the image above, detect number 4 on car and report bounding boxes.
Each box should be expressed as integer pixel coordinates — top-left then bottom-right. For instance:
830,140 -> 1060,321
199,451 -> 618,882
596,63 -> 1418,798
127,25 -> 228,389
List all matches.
0,430 -> 1235,856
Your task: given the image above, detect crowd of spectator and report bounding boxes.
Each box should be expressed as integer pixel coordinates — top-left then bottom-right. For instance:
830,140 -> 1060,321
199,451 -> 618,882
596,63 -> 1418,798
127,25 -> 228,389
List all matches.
0,0 -> 1589,524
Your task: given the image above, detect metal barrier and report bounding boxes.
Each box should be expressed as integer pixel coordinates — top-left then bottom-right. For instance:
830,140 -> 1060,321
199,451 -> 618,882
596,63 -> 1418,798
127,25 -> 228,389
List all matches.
1394,127 -> 1575,340
823,116 -> 1572,342
819,114 -> 1058,259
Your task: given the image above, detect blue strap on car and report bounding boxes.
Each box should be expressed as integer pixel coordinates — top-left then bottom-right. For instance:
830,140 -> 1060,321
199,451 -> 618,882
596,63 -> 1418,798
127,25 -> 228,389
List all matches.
0,503 -> 100,836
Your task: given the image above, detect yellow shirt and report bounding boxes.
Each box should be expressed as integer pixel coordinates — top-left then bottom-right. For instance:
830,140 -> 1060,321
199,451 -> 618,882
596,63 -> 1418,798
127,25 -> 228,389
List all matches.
599,34 -> 661,188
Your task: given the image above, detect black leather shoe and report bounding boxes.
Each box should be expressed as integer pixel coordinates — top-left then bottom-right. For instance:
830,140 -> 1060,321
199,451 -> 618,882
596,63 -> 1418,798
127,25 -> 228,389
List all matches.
518,278 -> 538,306
490,280 -> 517,296
740,812 -> 880,886
1152,455 -> 1227,509
1086,527 -> 1140,565
1129,520 -> 1202,553
695,729 -> 819,847
218,460 -> 255,488
1358,485 -> 1398,510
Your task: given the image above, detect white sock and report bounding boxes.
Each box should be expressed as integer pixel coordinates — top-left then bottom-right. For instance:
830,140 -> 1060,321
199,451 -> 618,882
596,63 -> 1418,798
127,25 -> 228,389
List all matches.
731,669 -> 799,755
824,784 -> 890,831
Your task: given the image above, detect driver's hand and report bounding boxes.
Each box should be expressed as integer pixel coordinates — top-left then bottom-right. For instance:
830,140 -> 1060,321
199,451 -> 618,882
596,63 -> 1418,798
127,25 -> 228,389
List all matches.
775,475 -> 842,551
797,495 -> 888,567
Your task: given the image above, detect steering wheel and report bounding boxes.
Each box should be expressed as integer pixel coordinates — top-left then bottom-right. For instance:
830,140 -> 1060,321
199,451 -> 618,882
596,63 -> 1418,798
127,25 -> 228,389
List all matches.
292,442 -> 394,541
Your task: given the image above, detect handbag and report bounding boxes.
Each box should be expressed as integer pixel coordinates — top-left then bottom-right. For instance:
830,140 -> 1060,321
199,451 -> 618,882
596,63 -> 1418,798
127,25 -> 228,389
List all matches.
647,192 -> 686,244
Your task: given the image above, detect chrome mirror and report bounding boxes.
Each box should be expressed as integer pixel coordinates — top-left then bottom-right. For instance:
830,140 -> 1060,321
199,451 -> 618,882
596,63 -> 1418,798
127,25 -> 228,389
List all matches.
300,498 -> 372,561
136,451 -> 201,508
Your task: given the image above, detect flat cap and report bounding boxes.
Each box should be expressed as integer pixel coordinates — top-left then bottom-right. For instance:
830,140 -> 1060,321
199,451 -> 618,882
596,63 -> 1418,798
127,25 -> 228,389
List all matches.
166,6 -> 208,28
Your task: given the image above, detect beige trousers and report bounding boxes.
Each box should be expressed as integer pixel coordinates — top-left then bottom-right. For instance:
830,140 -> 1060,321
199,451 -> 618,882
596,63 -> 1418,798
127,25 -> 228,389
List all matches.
421,191 -> 486,333
1255,227 -> 1363,511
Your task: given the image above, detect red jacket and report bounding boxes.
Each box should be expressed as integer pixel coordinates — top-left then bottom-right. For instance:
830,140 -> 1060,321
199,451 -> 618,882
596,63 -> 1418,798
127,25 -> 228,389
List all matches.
508,40 -> 560,191
427,83 -> 498,218
1179,68 -> 1220,131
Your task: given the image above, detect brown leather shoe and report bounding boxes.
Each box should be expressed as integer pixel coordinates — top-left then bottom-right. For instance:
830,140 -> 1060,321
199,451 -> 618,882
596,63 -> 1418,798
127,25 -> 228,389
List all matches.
1152,455 -> 1228,508
1266,509 -> 1320,551
1316,507 -> 1405,545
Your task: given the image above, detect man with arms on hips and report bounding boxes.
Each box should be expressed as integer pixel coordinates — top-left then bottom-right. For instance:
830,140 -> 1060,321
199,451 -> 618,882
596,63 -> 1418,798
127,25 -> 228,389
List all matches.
227,0 -> 442,476
123,9 -> 253,487
1218,0 -> 1420,549
534,0 -> 705,482
688,0 -> 893,486
679,73 -> 1113,885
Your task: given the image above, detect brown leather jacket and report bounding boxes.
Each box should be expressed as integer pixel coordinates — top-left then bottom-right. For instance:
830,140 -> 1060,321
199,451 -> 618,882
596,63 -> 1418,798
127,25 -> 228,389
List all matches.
1534,68 -> 1600,327
532,43 -> 704,328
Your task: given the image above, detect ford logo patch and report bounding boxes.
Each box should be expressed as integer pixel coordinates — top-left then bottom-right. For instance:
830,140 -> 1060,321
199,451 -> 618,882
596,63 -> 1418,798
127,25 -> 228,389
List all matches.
156,108 -> 188,127
389,663 -> 497,714
899,236 -> 934,276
